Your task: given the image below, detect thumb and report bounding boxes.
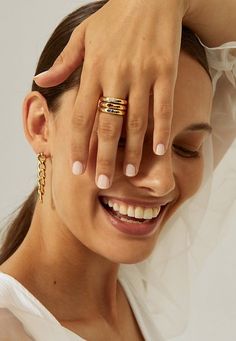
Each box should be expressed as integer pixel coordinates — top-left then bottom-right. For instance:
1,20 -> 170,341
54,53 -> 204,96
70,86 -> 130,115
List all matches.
33,22 -> 86,88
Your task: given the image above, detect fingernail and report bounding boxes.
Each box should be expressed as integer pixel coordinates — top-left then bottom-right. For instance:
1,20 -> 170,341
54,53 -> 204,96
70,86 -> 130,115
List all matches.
155,144 -> 165,156
125,164 -> 136,177
33,70 -> 49,80
72,161 -> 83,175
97,174 -> 110,189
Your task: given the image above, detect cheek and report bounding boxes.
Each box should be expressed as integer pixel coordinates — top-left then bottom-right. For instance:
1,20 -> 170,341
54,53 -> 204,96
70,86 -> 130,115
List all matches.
161,156 -> 204,225
49,132 -> 99,239
175,156 -> 204,202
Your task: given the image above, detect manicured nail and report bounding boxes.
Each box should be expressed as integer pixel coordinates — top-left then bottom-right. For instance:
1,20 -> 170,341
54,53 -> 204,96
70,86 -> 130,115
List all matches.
155,144 -> 165,156
97,174 -> 110,189
72,161 -> 83,175
33,70 -> 49,80
125,164 -> 136,177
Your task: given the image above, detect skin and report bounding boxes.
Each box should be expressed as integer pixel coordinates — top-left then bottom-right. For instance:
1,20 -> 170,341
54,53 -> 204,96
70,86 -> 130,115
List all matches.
0,51 -> 213,339
34,0 -> 236,191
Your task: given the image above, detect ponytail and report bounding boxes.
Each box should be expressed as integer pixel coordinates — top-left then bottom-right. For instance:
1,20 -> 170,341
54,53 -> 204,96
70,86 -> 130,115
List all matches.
0,187 -> 37,265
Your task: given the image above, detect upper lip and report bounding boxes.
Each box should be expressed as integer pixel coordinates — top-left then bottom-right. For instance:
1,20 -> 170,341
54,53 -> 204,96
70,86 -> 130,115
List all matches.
99,195 -> 176,208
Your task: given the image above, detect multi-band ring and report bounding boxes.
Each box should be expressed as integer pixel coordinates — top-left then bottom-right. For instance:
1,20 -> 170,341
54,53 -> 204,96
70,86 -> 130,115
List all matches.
98,96 -> 128,116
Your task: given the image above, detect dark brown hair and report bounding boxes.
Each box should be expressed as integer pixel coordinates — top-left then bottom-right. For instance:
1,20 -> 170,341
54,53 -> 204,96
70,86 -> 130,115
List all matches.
0,0 -> 210,265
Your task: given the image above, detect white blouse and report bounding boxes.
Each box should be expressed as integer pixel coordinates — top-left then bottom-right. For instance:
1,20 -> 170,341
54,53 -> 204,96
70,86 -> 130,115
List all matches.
0,272 -> 164,341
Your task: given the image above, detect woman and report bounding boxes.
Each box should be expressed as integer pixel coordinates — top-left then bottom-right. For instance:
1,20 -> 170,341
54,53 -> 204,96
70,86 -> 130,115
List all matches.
0,0 -> 235,340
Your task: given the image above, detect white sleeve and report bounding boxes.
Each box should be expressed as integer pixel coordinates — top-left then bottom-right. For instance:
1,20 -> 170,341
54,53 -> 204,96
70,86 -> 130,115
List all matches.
0,308 -> 34,341
197,38 -> 236,168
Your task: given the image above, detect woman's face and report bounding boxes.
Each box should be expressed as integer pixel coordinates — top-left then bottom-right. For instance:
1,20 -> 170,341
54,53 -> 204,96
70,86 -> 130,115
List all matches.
44,50 -> 213,264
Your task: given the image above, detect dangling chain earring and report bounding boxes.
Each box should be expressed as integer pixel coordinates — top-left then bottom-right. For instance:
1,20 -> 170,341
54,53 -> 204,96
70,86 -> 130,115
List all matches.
37,152 -> 46,203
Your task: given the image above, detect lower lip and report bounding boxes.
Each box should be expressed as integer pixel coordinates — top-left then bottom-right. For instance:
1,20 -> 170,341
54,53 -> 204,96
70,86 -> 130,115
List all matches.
100,201 -> 167,237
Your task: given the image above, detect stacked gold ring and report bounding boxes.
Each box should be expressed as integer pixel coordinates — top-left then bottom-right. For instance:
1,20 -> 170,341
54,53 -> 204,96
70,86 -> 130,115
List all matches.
98,96 -> 128,116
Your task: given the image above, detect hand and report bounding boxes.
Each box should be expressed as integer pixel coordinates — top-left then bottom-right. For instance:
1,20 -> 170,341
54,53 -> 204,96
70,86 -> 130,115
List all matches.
34,0 -> 189,189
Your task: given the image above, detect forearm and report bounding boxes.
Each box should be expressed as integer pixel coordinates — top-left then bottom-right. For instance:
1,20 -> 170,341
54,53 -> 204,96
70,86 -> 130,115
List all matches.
183,0 -> 236,46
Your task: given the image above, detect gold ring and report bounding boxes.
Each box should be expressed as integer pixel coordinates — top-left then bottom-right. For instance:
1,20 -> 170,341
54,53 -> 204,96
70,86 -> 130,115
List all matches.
99,102 -> 127,111
99,107 -> 126,116
100,96 -> 128,105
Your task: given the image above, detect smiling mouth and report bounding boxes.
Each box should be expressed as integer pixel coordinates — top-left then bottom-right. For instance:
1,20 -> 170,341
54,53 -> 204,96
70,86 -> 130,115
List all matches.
99,196 -> 167,224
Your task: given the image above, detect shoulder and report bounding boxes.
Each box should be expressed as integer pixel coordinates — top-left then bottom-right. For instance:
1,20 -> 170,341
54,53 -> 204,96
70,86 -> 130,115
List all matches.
0,308 -> 33,340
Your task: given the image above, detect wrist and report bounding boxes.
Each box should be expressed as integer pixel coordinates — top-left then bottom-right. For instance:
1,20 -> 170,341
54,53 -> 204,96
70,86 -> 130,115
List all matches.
182,0 -> 198,27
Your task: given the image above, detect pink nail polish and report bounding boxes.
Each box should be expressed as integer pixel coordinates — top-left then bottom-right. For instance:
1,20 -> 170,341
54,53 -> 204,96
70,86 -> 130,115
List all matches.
72,161 -> 83,175
155,144 -> 165,156
125,164 -> 136,177
33,70 -> 49,79
97,175 -> 110,189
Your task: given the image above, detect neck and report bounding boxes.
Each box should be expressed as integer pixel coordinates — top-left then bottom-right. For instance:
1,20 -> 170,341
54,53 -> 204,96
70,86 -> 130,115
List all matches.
0,201 -> 121,325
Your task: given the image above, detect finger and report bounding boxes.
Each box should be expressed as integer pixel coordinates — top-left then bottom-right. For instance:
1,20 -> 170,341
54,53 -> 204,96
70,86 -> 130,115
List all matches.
123,85 -> 150,177
152,75 -> 176,156
71,63 -> 101,176
33,23 -> 86,87
95,96 -> 126,189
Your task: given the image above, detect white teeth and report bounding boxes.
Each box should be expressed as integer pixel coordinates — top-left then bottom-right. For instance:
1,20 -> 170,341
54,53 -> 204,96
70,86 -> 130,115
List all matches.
120,216 -> 145,224
113,202 -> 119,212
101,197 -> 163,220
153,208 -> 160,218
127,206 -> 135,218
119,204 -> 127,215
134,207 -> 144,219
143,208 -> 154,219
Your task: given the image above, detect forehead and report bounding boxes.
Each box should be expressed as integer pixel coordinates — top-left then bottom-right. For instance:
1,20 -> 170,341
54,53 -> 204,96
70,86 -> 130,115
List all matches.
122,51 -> 213,137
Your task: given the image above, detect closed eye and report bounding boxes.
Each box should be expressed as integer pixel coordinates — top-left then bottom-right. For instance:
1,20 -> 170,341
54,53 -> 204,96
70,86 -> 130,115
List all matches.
172,144 -> 200,158
118,138 -> 200,158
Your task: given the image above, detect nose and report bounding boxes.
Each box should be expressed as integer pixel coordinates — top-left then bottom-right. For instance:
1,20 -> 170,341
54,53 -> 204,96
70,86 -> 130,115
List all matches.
128,152 -> 176,196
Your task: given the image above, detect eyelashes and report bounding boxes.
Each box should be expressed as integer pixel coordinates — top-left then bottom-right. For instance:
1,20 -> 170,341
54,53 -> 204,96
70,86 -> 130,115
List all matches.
118,138 -> 200,159
172,145 -> 200,158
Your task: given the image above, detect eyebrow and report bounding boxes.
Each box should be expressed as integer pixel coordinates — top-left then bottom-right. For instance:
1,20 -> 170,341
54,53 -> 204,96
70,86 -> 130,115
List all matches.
183,122 -> 212,133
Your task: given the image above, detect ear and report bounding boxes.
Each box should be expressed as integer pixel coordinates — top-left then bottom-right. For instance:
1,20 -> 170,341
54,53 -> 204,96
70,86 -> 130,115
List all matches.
22,91 -> 53,157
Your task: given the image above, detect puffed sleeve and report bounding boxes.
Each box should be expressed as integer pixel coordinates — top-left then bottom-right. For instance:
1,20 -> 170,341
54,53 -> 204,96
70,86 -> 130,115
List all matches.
197,38 -> 236,168
0,308 -> 34,340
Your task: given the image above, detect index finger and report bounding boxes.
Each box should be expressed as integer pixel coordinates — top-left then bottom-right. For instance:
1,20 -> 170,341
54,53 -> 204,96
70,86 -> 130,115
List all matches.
33,23 -> 87,87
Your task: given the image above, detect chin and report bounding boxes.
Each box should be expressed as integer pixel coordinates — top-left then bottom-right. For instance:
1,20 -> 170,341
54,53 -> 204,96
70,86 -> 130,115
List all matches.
98,242 -> 156,265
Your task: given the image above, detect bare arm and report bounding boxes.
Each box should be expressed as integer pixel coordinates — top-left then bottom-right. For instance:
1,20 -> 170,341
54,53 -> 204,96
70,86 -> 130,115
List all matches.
184,0 -> 236,46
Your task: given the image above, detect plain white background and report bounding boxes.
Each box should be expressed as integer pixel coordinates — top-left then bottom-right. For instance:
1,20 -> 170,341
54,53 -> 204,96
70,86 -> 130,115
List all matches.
0,1 -> 235,340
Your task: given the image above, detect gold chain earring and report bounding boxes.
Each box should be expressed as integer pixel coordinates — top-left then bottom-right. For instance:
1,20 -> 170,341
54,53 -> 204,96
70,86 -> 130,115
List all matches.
37,152 -> 46,203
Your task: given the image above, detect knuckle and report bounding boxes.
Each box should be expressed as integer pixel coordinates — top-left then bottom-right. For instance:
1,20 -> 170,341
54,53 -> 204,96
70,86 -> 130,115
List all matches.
157,103 -> 173,120
156,56 -> 176,74
72,112 -> 89,130
97,158 -> 112,170
135,57 -> 157,74
157,128 -> 170,137
107,59 -> 129,75
71,140 -> 87,159
127,116 -> 144,133
98,117 -> 118,139
125,147 -> 141,161
54,51 -> 65,66
86,55 -> 102,69
54,50 -> 74,74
